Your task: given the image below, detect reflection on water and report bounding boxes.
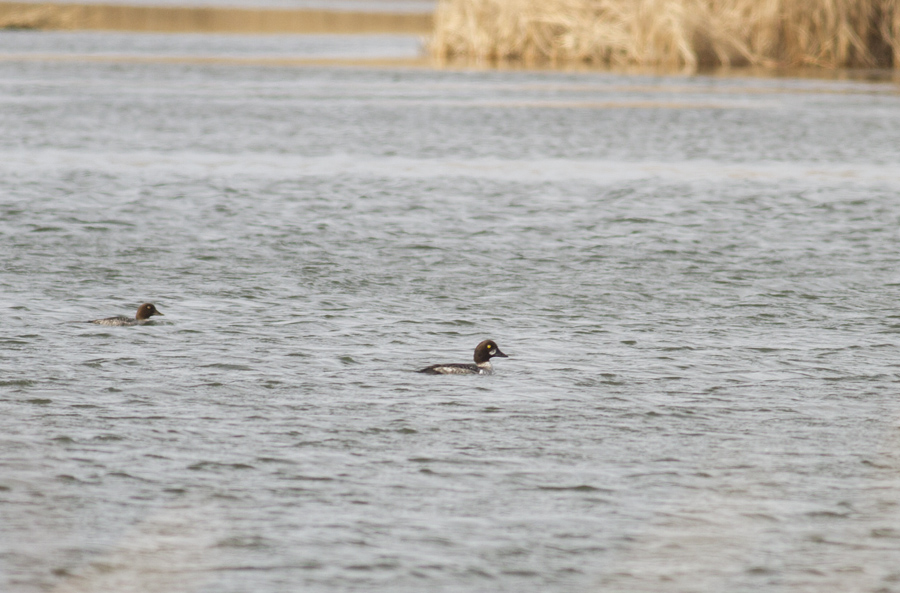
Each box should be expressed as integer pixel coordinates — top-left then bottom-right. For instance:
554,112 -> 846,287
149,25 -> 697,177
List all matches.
2,31 -> 900,593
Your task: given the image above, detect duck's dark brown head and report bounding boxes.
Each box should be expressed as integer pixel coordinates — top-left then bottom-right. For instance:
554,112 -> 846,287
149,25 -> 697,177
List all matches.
473,339 -> 507,364
135,303 -> 163,320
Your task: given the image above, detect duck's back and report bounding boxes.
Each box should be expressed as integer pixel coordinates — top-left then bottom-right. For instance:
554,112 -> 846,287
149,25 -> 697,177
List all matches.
417,363 -> 488,375
88,316 -> 138,326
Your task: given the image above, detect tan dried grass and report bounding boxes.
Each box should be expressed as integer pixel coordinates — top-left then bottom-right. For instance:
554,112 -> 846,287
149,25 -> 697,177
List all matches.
0,3 -> 79,29
431,0 -> 900,69
0,2 -> 432,34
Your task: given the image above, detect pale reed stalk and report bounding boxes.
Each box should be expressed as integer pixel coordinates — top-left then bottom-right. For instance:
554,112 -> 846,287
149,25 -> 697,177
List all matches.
431,0 -> 900,69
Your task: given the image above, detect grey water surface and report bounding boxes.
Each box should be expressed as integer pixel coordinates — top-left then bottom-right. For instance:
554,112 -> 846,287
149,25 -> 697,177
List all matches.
3,30 -> 900,593
2,30 -> 424,60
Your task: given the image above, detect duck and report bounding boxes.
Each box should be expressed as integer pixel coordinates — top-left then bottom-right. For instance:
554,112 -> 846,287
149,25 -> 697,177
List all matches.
417,339 -> 508,375
87,303 -> 163,326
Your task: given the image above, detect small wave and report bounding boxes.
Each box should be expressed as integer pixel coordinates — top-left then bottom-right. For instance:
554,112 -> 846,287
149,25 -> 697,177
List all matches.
92,434 -> 124,441
199,363 -> 254,371
1,379 -> 35,387
537,484 -> 605,492
283,475 -> 334,482
255,457 -> 297,465
188,461 -> 254,471
106,471 -> 152,482
215,535 -> 273,549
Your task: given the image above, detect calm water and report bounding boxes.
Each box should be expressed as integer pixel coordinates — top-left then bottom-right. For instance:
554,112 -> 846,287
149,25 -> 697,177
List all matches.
3,31 -> 900,593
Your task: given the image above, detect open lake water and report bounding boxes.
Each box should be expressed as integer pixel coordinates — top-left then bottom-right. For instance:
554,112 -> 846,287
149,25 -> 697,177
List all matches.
2,30 -> 900,593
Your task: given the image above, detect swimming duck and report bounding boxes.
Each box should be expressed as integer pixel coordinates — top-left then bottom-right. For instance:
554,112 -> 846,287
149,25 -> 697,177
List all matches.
87,303 -> 163,326
418,339 -> 508,375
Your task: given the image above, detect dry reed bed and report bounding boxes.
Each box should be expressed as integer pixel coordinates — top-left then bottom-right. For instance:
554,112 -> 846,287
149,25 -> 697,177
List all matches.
0,2 -> 432,34
431,0 -> 900,69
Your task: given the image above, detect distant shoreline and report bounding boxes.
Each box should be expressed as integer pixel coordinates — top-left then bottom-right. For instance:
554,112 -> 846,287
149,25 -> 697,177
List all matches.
0,1 -> 433,34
